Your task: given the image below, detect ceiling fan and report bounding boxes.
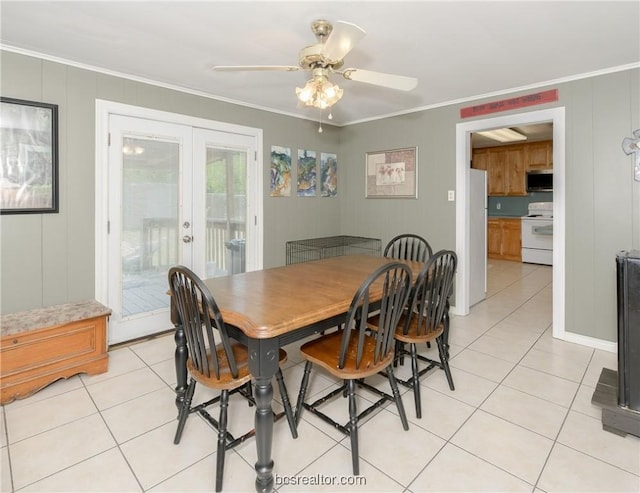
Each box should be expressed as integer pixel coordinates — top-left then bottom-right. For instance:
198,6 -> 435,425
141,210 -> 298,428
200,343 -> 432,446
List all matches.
213,20 -> 418,111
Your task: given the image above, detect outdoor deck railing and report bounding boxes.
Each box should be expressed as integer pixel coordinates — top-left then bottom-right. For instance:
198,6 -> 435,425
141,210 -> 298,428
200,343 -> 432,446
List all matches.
141,217 -> 244,272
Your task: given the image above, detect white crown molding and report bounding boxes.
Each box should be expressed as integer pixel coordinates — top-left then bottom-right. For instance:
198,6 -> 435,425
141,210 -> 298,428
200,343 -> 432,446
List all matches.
345,62 -> 640,126
2,44 -> 638,127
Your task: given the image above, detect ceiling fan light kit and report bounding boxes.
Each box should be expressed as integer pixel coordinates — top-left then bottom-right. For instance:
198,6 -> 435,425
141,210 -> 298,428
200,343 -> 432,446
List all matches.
213,19 -> 418,116
296,68 -> 343,109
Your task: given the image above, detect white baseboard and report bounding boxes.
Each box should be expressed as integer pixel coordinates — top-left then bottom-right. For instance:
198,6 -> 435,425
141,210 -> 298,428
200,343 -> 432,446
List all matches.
560,331 -> 617,353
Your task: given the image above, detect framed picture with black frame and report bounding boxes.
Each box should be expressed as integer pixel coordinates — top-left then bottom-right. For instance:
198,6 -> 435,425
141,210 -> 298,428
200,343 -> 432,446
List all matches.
0,97 -> 59,214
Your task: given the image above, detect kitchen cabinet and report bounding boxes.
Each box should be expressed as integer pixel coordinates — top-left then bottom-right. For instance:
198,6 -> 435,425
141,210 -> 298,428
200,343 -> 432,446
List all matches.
487,148 -> 505,195
482,145 -> 526,196
488,217 -> 522,261
487,219 -> 502,258
525,140 -> 553,170
505,146 -> 526,195
471,148 -> 489,170
472,141 -> 551,196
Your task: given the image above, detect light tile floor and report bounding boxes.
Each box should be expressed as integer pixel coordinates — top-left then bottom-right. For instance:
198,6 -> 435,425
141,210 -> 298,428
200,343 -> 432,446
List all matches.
2,260 -> 639,492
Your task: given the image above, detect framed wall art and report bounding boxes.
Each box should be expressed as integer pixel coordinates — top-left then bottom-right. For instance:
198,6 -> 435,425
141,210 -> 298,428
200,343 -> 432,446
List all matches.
365,147 -> 417,198
0,97 -> 59,214
297,149 -> 316,197
320,152 -> 337,197
270,145 -> 291,197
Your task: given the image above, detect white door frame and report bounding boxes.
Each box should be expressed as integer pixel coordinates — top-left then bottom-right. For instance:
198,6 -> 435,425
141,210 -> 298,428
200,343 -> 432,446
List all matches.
95,100 -> 263,345
456,108 -> 613,351
454,107 -> 567,341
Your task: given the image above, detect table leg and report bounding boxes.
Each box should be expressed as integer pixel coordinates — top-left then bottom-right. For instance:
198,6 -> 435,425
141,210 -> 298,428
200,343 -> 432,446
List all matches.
248,338 -> 280,493
174,324 -> 188,410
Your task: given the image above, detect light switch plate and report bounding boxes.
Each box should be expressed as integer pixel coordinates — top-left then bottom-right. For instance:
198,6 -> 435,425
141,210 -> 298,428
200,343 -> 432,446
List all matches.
448,190 -> 455,201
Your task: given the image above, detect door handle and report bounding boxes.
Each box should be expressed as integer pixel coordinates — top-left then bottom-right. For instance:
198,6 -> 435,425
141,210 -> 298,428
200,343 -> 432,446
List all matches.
182,235 -> 193,243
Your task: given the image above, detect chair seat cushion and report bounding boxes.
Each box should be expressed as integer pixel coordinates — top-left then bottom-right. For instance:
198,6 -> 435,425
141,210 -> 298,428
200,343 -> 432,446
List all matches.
300,330 -> 394,379
188,343 -> 287,390
368,313 -> 444,344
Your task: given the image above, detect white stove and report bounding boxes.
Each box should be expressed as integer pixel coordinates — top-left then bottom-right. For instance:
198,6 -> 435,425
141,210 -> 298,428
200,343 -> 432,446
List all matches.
521,202 -> 553,265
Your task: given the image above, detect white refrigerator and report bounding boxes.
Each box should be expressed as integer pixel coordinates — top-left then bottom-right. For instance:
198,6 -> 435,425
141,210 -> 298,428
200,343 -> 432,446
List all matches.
469,168 -> 487,306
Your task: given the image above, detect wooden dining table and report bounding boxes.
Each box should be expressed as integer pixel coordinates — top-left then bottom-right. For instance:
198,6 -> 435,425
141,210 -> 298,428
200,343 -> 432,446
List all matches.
171,254 -> 423,493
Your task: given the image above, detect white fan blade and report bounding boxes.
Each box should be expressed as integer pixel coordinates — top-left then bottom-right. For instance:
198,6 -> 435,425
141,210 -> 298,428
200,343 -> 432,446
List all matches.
341,68 -> 418,91
213,65 -> 300,72
322,21 -> 366,62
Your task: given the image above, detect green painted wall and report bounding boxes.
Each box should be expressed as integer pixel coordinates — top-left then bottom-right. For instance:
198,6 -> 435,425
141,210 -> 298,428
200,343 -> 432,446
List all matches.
0,51 -> 341,313
339,70 -> 639,343
2,50 -> 639,344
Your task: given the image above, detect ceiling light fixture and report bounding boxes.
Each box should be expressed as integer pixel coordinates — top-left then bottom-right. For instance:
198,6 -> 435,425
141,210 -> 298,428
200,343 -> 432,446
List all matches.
476,128 -> 527,143
296,67 -> 343,110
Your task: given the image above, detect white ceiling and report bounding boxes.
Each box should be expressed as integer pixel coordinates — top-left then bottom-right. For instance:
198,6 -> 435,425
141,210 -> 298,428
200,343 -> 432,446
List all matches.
1,1 -> 639,126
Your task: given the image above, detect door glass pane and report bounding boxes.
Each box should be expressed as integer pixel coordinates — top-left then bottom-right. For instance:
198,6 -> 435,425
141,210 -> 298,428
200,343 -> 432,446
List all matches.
121,136 -> 179,317
205,147 -> 246,277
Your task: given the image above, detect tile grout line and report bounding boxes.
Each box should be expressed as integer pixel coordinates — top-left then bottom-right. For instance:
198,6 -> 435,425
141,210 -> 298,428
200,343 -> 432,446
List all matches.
1,407 -> 14,493
403,268 -> 554,492
529,348 -> 596,492
8,262 -> 636,491
532,349 -> 640,483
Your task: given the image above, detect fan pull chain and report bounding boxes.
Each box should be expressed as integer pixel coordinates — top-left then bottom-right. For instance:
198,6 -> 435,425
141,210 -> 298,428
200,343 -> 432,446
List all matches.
318,109 -> 334,133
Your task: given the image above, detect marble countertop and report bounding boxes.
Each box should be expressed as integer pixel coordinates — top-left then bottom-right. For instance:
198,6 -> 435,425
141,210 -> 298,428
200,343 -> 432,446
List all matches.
1,300 -> 112,336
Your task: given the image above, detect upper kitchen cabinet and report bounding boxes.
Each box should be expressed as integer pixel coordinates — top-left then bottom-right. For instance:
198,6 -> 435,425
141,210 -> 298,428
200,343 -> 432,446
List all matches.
471,147 -> 489,170
525,140 -> 553,170
477,145 -> 526,196
472,140 -> 552,196
505,145 -> 526,195
487,148 -> 506,195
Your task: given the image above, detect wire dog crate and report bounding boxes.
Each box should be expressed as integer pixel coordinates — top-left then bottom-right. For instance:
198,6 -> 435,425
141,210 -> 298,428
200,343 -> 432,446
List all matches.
286,235 -> 381,265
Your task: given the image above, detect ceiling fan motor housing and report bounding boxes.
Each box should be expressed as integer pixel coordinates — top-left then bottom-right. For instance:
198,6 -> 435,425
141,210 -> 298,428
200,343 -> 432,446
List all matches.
299,44 -> 344,70
299,20 -> 345,70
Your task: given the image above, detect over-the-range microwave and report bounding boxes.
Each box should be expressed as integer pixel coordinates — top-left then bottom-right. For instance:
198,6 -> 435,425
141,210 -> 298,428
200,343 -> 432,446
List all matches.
526,169 -> 553,192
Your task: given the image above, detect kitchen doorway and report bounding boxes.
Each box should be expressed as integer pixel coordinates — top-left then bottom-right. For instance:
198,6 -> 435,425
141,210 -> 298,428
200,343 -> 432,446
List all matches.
470,122 -> 554,305
454,107 -> 566,341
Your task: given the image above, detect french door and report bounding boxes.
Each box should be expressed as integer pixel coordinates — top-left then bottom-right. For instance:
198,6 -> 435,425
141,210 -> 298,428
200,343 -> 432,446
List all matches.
100,110 -> 261,345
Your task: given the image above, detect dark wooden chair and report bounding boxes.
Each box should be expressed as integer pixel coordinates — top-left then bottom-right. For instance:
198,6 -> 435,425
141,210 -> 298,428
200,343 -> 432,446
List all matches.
168,266 -> 297,492
384,233 -> 433,262
384,233 -> 434,359
369,250 -> 457,419
294,262 -> 412,475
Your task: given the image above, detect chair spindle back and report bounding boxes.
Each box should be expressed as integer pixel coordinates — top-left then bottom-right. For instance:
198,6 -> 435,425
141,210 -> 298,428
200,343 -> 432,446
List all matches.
384,234 -> 433,262
168,266 -> 237,380
339,262 -> 412,369
404,250 -> 457,337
